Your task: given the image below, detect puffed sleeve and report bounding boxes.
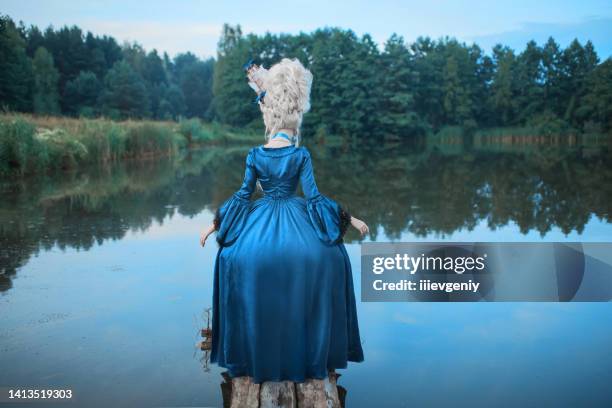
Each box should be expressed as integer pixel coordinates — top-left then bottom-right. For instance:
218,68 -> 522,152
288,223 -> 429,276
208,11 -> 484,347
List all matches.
300,148 -> 351,245
214,148 -> 257,246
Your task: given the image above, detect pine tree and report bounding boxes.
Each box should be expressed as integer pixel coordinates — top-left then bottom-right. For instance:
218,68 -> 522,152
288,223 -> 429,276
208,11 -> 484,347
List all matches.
489,45 -> 517,125
0,16 -> 33,111
180,59 -> 214,119
158,84 -> 186,120
212,24 -> 256,126
63,70 -> 101,116
541,37 -> 563,117
379,34 -> 421,138
32,47 -> 60,114
411,37 -> 444,128
576,59 -> 612,131
559,39 -> 599,124
100,60 -> 150,119
439,40 -> 477,127
515,41 -> 544,122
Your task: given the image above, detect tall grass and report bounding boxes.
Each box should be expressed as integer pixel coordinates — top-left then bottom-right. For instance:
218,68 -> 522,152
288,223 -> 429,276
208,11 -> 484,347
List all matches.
177,118 -> 260,145
0,118 -> 46,175
178,118 -> 217,144
0,114 -> 258,176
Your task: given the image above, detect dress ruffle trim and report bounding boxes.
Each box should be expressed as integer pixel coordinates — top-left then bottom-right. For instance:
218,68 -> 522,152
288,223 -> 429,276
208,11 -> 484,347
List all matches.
307,195 -> 351,245
214,193 -> 251,246
339,206 -> 351,239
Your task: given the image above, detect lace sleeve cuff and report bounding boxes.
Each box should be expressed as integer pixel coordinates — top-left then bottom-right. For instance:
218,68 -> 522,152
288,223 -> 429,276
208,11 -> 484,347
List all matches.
214,194 -> 251,246
307,195 -> 351,245
339,206 -> 351,239
213,207 -> 221,231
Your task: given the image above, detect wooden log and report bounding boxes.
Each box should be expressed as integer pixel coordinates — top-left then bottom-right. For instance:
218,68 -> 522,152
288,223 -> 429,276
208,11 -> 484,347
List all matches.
204,314 -> 344,407
221,371 -> 344,408
230,376 -> 261,408
259,381 -> 295,408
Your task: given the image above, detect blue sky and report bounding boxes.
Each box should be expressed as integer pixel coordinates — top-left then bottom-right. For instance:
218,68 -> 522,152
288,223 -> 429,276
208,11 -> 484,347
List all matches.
4,0 -> 612,58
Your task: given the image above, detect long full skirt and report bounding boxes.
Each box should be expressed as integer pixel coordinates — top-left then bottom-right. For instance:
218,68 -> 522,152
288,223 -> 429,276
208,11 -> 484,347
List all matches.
211,196 -> 364,383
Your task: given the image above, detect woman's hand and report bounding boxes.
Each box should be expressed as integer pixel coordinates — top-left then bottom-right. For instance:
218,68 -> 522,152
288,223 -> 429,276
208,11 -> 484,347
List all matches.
350,216 -> 369,237
200,224 -> 216,247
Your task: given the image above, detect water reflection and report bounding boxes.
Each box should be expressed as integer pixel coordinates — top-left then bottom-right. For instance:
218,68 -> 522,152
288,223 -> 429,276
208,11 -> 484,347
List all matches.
2,140 -> 612,293
1,137 -> 612,407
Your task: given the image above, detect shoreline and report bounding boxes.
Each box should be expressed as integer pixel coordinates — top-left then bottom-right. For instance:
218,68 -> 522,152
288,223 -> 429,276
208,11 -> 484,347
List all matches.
0,113 -> 260,177
2,113 -> 610,179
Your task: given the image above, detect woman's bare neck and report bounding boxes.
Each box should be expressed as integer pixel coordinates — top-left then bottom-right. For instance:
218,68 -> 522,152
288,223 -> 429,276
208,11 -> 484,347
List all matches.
263,129 -> 295,149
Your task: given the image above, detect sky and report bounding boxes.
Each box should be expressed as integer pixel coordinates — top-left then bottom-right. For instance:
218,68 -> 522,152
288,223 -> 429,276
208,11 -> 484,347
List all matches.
3,0 -> 612,59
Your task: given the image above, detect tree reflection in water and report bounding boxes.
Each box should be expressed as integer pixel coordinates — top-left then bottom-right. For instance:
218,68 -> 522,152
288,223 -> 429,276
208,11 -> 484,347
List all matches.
2,138 -> 612,293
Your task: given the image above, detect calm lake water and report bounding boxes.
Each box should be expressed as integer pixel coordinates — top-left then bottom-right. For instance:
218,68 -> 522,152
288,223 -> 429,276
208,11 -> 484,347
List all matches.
1,139 -> 612,407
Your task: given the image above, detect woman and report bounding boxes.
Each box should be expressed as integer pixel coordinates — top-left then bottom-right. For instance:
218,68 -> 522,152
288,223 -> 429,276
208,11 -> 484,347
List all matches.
200,58 -> 367,383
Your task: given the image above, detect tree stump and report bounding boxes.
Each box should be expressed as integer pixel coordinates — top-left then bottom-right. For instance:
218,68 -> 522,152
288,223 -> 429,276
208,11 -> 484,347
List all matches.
202,312 -> 345,407
220,371 -> 345,408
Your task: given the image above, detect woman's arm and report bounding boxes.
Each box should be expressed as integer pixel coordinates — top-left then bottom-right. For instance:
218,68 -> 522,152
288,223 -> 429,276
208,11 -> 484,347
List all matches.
200,223 -> 216,247
200,150 -> 257,247
350,216 -> 369,236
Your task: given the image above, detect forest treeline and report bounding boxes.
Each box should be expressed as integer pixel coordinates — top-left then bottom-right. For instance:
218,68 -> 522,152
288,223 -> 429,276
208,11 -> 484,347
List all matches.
1,15 -> 214,121
1,16 -> 611,139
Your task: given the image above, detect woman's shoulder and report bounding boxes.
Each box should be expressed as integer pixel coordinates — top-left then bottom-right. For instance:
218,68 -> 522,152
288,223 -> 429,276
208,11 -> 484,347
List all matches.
295,146 -> 311,158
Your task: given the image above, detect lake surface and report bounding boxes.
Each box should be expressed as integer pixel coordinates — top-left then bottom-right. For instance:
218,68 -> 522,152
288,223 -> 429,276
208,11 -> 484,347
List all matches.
1,139 -> 612,407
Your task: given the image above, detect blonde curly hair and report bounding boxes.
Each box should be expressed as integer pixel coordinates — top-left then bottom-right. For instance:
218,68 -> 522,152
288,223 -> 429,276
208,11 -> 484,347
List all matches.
259,58 -> 313,145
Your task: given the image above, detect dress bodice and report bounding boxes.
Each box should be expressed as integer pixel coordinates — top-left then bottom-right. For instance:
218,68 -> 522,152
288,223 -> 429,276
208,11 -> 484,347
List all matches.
213,145 -> 351,247
254,145 -> 303,199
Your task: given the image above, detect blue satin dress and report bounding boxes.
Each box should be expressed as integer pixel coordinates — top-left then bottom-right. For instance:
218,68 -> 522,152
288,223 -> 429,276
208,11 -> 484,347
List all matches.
210,143 -> 364,383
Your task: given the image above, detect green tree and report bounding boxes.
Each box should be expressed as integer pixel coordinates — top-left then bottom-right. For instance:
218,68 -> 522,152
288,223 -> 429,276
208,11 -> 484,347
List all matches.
515,41 -> 544,122
0,15 -> 33,111
42,25 -> 90,105
100,60 -> 150,118
142,50 -> 167,85
307,28 -> 382,139
212,24 -> 256,126
489,45 -> 517,125
63,70 -> 101,116
180,59 -> 214,118
25,25 -> 45,56
541,37 -> 563,117
576,58 -> 612,131
465,44 -> 494,126
559,39 -> 599,124
87,33 -> 122,76
379,34 -> 421,137
411,37 -> 444,128
442,55 -> 472,125
157,84 -> 186,120
31,46 -> 60,114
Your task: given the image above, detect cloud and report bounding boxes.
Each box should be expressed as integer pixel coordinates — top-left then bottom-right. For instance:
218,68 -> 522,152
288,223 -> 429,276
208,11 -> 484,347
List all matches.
468,16 -> 612,56
79,20 -> 325,59
81,20 -> 222,58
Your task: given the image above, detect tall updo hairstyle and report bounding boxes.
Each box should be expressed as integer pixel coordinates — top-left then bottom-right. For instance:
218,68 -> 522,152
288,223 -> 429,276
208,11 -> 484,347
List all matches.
259,58 -> 313,145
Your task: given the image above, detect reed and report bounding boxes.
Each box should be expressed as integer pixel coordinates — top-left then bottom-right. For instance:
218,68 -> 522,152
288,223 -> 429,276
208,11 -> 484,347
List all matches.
0,113 -> 258,176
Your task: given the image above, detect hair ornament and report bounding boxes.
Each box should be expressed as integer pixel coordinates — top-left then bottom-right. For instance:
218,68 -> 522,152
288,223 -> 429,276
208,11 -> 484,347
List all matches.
254,91 -> 266,104
244,59 -> 269,105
